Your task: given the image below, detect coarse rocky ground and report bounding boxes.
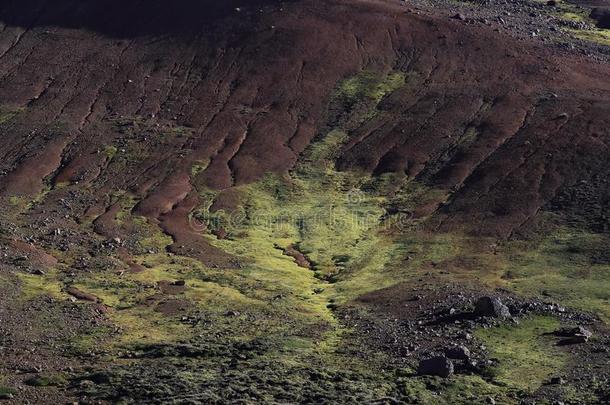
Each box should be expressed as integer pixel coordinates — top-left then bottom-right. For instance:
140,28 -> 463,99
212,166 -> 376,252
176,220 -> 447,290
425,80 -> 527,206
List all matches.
0,0 -> 609,404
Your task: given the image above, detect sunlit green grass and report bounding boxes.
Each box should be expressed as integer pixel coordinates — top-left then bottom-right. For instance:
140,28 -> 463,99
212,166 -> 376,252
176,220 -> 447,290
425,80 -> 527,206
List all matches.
475,316 -> 565,392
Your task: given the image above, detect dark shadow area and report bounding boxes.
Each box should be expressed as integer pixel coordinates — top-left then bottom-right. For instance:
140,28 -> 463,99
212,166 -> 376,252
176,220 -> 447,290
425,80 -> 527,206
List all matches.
591,8 -> 610,29
0,0 -> 290,38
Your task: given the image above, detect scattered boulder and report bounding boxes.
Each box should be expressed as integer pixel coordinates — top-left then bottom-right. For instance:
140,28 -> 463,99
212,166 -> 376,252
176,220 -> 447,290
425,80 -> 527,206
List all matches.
445,345 -> 471,360
417,356 -> 454,378
590,8 -> 610,29
554,326 -> 593,344
77,372 -> 112,385
452,13 -> 466,21
474,297 -> 511,319
65,287 -> 99,302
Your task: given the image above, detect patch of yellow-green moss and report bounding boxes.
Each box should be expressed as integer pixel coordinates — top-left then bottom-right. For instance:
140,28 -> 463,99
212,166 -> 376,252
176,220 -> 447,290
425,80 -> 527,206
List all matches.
0,106 -> 23,125
499,227 -> 610,321
570,28 -> 610,46
103,145 -> 118,160
191,160 -> 210,177
391,224 -> 610,322
17,271 -> 66,301
400,374 -> 517,404
336,71 -> 405,105
475,316 -> 565,392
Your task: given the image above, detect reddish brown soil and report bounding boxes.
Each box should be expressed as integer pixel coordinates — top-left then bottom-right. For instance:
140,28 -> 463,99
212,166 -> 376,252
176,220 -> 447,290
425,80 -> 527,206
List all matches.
5,239 -> 58,270
0,0 -> 607,244
0,1 -> 608,404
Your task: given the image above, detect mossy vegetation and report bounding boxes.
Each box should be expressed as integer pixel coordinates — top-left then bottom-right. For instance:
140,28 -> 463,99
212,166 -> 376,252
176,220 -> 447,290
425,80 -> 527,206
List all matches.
336,71 -> 405,105
475,316 -> 565,391
194,128 -> 404,315
331,70 -> 406,124
190,160 -> 210,177
3,70 -> 605,402
0,106 -> 23,125
570,28 -> 610,46
547,1 -> 610,46
400,374 -> 517,404
17,271 -> 66,301
391,222 -> 610,322
24,374 -> 68,387
0,385 -> 16,399
500,226 -> 610,321
103,145 -> 118,160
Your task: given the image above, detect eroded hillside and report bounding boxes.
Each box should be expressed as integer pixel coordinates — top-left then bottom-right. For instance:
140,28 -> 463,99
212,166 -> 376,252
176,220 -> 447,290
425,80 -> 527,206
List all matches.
0,0 -> 609,403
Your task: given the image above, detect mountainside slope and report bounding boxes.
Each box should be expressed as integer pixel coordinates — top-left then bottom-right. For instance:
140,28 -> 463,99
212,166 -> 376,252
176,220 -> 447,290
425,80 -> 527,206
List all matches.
0,0 -> 609,403
0,0 -> 608,240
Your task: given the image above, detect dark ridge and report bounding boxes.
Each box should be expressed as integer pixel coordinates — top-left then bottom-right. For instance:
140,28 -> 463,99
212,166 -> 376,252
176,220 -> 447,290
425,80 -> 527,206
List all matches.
0,0 -> 290,38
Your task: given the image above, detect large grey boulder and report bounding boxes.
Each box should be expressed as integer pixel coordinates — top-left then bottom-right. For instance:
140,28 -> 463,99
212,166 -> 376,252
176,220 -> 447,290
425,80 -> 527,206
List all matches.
417,356 -> 454,378
474,296 -> 511,319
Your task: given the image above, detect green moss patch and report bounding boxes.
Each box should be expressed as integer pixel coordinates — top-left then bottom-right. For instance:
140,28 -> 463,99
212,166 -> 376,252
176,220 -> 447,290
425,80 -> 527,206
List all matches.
570,28 -> 610,46
0,385 -> 16,399
391,223 -> 610,322
336,71 -> 405,105
0,106 -> 23,125
400,374 -> 518,404
475,316 -> 565,392
24,374 -> 67,387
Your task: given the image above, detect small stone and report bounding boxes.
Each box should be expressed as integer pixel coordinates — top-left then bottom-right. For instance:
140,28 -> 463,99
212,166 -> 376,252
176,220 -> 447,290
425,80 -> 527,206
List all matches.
550,376 -> 565,385
452,13 -> 466,21
445,345 -> 471,360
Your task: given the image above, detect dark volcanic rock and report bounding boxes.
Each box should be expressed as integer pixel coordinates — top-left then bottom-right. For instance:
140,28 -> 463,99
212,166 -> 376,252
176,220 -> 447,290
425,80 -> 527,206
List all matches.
555,326 -> 593,344
445,345 -> 471,360
417,356 -> 454,378
590,8 -> 610,29
474,297 -> 511,319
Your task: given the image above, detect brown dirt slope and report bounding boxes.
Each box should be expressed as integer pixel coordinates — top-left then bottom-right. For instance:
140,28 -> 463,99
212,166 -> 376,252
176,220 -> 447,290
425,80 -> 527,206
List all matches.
0,0 -> 608,245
